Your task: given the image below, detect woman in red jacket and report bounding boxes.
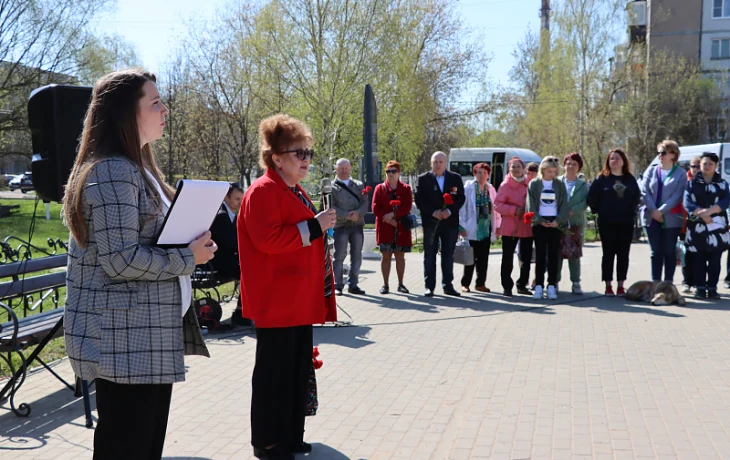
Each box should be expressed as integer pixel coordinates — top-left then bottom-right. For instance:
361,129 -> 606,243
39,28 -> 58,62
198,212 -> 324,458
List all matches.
238,114 -> 337,460
372,160 -> 413,294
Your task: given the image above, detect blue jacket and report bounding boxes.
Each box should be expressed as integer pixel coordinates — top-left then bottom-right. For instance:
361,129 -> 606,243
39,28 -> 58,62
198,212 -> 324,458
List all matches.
639,164 -> 688,228
639,165 -> 687,228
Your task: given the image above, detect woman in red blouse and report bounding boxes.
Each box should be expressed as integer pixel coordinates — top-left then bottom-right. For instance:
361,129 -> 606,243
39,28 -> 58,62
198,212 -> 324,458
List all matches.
238,114 -> 337,460
372,160 -> 413,294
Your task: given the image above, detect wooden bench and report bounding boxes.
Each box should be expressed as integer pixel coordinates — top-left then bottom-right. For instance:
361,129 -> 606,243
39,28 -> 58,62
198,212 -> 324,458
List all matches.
0,254 -> 93,427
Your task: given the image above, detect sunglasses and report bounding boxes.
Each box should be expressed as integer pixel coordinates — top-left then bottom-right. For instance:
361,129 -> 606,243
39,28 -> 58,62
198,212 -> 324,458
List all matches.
385,169 -> 398,174
658,150 -> 668,156
280,148 -> 315,161
690,165 -> 700,169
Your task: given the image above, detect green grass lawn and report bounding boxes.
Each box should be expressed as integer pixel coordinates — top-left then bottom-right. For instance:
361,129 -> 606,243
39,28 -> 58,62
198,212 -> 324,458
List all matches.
0,198 -> 69,378
0,199 -> 68,253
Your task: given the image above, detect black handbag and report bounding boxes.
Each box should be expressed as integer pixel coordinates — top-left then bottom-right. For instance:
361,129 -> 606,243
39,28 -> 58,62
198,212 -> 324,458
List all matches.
306,363 -> 318,416
400,214 -> 419,230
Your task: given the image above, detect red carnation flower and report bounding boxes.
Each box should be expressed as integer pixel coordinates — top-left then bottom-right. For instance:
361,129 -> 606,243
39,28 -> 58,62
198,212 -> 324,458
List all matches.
313,358 -> 323,370
430,192 -> 456,245
312,347 -> 319,359
523,212 -> 535,225
389,200 -> 401,207
361,186 -> 372,195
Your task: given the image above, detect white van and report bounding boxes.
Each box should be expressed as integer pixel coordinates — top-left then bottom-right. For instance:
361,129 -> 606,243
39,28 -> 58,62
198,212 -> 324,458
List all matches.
647,142 -> 730,183
448,147 -> 542,189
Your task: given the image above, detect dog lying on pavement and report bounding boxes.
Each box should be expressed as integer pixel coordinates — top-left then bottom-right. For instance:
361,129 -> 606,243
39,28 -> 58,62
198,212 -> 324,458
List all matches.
625,281 -> 687,306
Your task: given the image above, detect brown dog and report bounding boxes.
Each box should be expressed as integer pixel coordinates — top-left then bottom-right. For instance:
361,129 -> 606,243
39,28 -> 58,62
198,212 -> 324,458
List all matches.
625,281 -> 687,306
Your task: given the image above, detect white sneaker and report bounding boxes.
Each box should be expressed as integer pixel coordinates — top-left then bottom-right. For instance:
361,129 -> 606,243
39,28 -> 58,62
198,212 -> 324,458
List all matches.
572,282 -> 583,295
547,285 -> 558,300
681,284 -> 692,294
533,286 -> 544,299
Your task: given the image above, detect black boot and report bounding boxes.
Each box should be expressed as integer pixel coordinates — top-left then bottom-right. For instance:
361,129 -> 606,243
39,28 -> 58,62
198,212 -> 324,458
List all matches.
231,310 -> 252,326
289,442 -> 312,453
253,444 -> 294,460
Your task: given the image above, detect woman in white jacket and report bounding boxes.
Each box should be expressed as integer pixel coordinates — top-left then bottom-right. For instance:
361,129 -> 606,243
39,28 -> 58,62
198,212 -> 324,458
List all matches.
459,163 -> 501,292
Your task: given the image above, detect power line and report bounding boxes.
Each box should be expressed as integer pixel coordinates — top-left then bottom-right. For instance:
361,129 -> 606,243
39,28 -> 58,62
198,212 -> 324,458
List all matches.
98,19 -> 221,24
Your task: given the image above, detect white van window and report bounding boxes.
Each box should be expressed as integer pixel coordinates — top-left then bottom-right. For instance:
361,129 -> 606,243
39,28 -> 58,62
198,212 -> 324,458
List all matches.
450,161 -> 487,177
725,157 -> 730,176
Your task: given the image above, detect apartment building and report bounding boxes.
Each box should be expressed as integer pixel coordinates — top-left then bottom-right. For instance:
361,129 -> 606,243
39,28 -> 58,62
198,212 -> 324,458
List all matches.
622,0 -> 730,140
703,0 -> 730,70
646,0 -> 702,61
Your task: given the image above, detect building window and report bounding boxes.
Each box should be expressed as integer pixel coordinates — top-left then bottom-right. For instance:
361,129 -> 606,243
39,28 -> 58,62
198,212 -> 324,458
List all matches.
711,39 -> 730,59
707,117 -> 728,142
714,0 -> 730,18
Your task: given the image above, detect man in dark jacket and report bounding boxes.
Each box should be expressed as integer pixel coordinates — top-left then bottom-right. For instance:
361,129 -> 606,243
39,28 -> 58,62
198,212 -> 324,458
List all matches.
209,182 -> 250,326
415,151 -> 465,297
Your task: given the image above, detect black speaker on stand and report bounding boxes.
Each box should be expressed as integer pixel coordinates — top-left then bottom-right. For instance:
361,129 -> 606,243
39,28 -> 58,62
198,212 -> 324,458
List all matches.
29,85 -> 92,203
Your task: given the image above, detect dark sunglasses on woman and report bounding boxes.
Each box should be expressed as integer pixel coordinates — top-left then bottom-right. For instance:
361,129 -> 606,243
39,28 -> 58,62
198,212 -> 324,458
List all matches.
281,148 -> 315,161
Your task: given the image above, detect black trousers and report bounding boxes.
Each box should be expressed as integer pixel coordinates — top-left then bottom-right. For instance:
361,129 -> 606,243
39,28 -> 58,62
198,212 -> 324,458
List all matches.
251,325 -> 313,449
461,239 -> 491,288
680,234 -> 695,287
93,379 -> 173,460
501,236 -> 533,291
726,250 -> 730,282
598,221 -> 634,282
683,250 -> 695,287
422,225 -> 459,290
533,225 -> 561,288
693,251 -> 722,291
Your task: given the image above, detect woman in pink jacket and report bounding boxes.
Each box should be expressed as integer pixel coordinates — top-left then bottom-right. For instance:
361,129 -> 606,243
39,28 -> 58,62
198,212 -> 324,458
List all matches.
494,157 -> 534,296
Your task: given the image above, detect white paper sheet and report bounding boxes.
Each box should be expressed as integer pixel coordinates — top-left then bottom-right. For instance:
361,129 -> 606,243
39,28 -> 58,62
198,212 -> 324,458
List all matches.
156,180 -> 231,246
706,215 -> 726,233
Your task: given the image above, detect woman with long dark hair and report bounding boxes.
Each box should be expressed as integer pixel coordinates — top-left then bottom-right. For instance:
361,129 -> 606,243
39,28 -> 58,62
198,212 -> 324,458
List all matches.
587,148 -> 641,296
63,69 -> 216,459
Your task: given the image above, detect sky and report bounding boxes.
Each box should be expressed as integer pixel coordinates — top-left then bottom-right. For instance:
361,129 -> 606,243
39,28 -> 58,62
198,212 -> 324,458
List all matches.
98,0 -> 539,89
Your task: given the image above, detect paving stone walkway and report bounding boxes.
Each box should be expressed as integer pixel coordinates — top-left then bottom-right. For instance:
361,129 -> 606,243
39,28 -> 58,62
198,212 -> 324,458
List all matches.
1,241 -> 729,459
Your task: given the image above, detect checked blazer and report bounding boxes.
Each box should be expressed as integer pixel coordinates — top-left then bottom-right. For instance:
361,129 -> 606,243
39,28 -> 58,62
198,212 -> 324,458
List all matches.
64,157 -> 209,385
